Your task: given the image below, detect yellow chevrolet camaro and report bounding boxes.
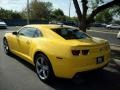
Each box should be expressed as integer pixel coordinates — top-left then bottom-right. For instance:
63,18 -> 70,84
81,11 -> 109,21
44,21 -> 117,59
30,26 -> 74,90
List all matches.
3,24 -> 110,82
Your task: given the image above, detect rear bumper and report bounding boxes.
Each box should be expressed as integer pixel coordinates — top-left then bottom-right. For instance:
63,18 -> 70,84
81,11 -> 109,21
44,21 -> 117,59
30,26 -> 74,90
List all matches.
49,51 -> 110,79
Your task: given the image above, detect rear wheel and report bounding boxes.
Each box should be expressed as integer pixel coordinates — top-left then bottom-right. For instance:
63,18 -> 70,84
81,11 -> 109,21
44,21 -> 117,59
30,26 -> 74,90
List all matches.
108,27 -> 111,30
35,53 -> 54,82
3,38 -> 11,55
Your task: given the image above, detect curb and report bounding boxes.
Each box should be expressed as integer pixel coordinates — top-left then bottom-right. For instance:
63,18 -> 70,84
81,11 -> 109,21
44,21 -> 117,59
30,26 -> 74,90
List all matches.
88,30 -> 117,34
110,44 -> 120,52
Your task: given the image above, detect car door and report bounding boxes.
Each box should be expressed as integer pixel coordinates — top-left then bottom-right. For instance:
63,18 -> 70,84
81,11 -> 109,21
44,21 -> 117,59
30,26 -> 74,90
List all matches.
17,27 -> 37,57
8,32 -> 19,53
9,27 -> 27,53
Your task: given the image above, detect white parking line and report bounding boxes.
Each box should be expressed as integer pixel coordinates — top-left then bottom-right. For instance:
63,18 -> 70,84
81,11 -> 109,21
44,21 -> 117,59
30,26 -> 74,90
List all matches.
113,59 -> 120,63
110,44 -> 120,47
88,30 -> 118,34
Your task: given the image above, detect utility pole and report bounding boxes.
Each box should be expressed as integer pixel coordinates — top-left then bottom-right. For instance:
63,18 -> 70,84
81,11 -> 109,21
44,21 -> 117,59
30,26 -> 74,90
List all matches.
69,0 -> 71,19
27,0 -> 30,24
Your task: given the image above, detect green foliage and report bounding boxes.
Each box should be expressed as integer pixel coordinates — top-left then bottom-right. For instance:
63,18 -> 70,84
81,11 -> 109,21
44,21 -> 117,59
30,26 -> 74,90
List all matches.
110,5 -> 120,17
90,0 -> 104,10
67,16 -> 79,22
0,8 -> 22,19
50,9 -> 65,21
52,9 -> 64,16
22,0 -> 53,20
90,0 -> 118,23
11,12 -> 22,19
95,9 -> 113,23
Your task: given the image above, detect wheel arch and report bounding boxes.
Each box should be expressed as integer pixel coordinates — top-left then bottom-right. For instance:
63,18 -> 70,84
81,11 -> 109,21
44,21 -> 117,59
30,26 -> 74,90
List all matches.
3,36 -> 7,40
3,36 -> 9,45
33,50 -> 51,65
33,50 -> 55,77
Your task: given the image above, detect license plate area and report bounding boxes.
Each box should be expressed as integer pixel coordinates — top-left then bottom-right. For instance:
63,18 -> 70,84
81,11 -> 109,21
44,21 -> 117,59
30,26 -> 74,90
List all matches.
96,56 -> 104,64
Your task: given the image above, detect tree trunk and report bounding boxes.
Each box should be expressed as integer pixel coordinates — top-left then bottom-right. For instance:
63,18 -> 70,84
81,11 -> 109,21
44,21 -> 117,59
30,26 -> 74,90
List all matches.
80,20 -> 87,32
81,0 -> 88,32
73,0 -> 82,21
73,0 -> 88,32
73,0 -> 83,31
73,0 -> 120,32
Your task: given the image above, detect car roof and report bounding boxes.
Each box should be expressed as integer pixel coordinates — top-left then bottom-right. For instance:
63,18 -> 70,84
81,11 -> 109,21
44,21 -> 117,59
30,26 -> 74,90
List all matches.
24,24 -> 79,40
25,24 -> 77,30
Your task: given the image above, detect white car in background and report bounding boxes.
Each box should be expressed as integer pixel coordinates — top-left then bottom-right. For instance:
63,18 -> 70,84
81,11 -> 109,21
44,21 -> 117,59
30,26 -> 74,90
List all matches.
0,20 -> 7,29
106,24 -> 120,30
117,31 -> 120,39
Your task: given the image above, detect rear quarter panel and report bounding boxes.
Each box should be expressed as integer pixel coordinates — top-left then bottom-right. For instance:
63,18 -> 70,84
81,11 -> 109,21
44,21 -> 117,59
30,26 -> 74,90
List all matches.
31,38 -> 71,60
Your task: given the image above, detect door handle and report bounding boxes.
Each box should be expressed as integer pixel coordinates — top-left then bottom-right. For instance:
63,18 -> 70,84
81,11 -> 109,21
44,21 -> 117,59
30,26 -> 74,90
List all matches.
26,41 -> 30,44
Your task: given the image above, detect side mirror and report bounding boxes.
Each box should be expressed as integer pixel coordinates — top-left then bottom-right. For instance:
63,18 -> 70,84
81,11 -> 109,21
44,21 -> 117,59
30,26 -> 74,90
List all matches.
12,31 -> 18,35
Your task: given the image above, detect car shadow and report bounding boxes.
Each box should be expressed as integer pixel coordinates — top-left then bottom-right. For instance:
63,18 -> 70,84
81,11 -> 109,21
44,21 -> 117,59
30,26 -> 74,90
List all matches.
45,61 -> 120,90
8,53 -> 35,72
111,50 -> 120,59
8,53 -> 120,90
46,69 -> 120,90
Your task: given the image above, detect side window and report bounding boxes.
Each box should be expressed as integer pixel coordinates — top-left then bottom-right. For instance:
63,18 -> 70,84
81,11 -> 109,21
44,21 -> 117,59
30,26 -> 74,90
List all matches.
34,30 -> 43,37
18,27 -> 43,38
18,27 -> 36,37
18,27 -> 28,36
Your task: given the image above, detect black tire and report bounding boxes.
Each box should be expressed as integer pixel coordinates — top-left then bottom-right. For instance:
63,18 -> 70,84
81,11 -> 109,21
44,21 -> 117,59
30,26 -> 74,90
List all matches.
35,53 -> 54,82
108,27 -> 111,30
3,38 -> 11,55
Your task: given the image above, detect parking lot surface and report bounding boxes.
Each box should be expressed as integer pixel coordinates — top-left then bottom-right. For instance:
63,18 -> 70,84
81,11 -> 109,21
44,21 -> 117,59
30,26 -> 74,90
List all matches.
0,27 -> 120,90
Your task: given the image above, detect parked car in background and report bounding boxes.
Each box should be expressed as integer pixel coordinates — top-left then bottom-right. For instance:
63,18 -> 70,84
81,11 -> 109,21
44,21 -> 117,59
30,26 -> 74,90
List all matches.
106,24 -> 120,30
117,31 -> 120,39
61,21 -> 78,27
49,21 -> 78,27
0,20 -> 7,29
92,23 -> 106,27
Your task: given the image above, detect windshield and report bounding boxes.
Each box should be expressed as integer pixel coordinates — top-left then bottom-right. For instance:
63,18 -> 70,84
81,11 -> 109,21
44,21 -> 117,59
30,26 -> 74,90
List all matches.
52,28 -> 90,39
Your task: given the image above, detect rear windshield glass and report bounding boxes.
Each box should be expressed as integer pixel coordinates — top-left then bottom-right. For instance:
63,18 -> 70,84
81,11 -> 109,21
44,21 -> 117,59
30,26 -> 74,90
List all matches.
52,28 -> 90,39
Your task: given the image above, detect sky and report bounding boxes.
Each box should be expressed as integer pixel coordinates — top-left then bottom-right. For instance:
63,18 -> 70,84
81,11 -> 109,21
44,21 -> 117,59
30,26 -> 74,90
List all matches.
0,0 -> 112,17
0,0 -> 77,17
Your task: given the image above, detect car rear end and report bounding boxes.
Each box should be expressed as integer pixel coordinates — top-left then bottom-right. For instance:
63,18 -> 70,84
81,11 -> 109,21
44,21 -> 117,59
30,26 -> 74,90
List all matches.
50,26 -> 110,78
52,42 -> 110,78
68,43 -> 110,78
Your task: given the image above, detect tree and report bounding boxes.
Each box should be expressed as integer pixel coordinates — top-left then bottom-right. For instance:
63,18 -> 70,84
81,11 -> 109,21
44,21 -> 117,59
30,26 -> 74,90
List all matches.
22,0 -> 53,20
110,6 -> 120,18
0,8 -> 21,19
95,9 -> 113,23
73,0 -> 120,32
11,12 -> 22,19
50,9 -> 65,21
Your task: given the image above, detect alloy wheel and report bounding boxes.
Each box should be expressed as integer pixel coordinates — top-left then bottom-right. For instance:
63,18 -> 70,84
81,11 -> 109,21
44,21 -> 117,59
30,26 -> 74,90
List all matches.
36,56 -> 49,80
3,39 -> 9,54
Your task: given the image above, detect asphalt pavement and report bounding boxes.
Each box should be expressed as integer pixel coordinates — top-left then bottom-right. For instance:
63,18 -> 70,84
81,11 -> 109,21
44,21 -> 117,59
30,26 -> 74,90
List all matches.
87,30 -> 120,45
0,27 -> 120,90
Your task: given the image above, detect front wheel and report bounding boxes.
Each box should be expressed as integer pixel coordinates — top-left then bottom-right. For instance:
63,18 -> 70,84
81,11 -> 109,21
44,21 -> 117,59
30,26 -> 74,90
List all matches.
35,53 -> 54,82
3,38 -> 11,55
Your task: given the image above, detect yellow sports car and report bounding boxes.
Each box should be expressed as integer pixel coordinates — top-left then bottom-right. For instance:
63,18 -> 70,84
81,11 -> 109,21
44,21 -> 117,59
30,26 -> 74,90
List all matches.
3,24 -> 110,82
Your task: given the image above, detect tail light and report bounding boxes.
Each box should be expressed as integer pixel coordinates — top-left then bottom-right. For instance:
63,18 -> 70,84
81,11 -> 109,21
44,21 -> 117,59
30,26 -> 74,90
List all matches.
82,50 -> 89,55
105,44 -> 110,50
72,50 -> 80,56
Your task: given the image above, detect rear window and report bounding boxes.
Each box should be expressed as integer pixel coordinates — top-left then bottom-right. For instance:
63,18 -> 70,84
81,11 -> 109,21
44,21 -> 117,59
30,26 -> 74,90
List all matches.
52,28 -> 90,39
